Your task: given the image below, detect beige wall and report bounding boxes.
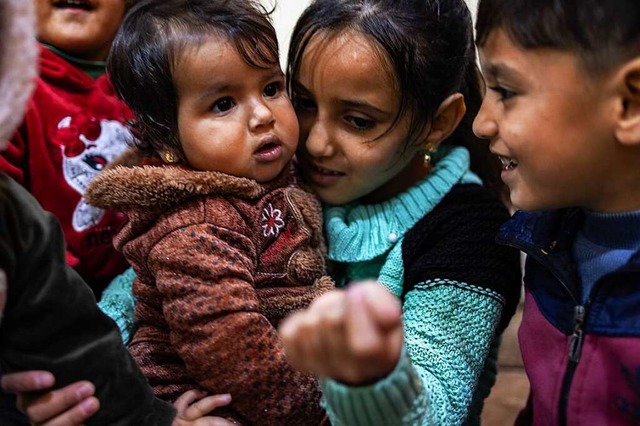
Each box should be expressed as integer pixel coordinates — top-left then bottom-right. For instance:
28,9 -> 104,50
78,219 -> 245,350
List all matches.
266,0 -> 479,66
467,0 -> 479,20
269,1 -> 309,65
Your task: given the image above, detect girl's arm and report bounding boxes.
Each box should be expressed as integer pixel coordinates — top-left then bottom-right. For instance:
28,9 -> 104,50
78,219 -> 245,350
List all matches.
97,267 -> 136,345
280,281 -> 503,426
280,186 -> 521,425
148,222 -> 324,426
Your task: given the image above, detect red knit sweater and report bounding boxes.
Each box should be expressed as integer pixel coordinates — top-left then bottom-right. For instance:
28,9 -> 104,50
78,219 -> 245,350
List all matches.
0,46 -> 131,295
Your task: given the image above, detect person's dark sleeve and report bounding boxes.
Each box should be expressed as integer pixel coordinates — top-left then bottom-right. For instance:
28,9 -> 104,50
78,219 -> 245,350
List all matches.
0,173 -> 176,426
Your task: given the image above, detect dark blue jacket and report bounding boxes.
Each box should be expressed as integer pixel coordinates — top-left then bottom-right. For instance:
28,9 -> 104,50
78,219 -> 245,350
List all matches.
498,209 -> 640,426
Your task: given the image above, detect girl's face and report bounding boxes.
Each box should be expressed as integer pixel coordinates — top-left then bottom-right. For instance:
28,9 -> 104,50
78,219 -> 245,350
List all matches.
36,0 -> 126,61
293,31 -> 425,205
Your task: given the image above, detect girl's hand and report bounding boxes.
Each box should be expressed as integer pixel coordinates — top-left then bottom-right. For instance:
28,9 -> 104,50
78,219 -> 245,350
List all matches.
279,281 -> 404,386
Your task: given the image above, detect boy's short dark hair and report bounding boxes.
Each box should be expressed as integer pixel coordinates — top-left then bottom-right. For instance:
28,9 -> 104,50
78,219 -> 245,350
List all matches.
476,0 -> 640,76
108,0 -> 279,160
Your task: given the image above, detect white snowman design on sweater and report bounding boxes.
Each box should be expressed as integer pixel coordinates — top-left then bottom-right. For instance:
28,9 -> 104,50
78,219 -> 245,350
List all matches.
56,114 -> 131,232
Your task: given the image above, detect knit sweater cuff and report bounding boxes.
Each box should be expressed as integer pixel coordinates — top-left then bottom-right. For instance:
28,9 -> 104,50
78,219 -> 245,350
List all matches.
98,267 -> 137,345
321,348 -> 425,426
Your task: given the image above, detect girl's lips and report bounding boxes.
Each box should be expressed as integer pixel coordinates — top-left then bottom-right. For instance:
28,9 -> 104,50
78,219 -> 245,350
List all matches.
306,162 -> 345,186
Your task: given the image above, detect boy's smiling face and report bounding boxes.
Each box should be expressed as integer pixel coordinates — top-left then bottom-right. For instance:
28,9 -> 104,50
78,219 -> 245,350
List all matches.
36,0 -> 126,61
473,29 -> 629,213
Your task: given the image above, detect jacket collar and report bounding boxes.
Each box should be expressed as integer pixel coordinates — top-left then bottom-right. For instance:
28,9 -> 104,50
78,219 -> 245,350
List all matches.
498,209 -> 584,297
497,208 -> 584,254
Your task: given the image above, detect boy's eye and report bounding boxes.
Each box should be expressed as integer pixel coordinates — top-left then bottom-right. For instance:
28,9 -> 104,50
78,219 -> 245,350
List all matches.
489,86 -> 516,101
263,82 -> 281,97
345,115 -> 375,130
213,97 -> 235,113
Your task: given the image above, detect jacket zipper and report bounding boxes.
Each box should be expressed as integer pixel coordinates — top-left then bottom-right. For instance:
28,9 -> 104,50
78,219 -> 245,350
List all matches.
558,304 -> 586,426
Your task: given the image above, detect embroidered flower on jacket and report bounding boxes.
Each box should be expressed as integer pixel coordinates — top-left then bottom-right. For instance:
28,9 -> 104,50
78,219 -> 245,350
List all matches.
261,203 -> 285,237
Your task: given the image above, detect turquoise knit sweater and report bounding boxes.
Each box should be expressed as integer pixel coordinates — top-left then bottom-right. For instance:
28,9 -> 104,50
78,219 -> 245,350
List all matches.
321,147 -> 505,426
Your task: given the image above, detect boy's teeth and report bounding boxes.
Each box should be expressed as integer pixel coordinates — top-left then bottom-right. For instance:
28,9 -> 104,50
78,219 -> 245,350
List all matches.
499,156 -> 518,170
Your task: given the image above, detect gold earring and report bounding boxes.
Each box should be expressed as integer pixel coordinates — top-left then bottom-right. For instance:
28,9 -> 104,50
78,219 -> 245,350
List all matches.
423,152 -> 432,167
423,145 -> 437,168
164,151 -> 176,163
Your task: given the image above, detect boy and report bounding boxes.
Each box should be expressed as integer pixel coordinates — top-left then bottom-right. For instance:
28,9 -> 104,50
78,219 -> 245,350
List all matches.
473,0 -> 640,424
0,0 -> 134,297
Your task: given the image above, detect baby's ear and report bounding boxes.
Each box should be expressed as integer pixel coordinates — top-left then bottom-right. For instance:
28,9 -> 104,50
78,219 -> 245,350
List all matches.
615,58 -> 640,146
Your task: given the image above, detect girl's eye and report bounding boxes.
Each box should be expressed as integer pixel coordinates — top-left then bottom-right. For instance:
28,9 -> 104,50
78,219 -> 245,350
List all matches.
489,86 -> 516,101
345,115 -> 375,130
212,97 -> 235,113
264,82 -> 281,97
293,95 -> 316,111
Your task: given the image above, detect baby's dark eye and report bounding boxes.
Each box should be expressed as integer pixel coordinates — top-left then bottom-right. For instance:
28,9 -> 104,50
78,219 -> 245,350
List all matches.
213,97 -> 235,113
264,82 -> 281,97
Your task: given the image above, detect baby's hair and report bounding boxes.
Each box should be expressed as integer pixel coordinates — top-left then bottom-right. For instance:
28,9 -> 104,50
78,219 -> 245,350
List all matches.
108,0 -> 279,160
476,0 -> 640,76
288,0 -> 502,193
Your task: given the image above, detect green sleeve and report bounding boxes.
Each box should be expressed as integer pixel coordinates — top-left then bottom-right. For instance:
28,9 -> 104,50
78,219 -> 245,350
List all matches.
321,280 -> 502,426
98,267 -> 137,345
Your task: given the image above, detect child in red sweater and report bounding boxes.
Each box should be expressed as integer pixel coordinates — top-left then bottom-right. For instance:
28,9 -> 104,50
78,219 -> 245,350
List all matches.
0,0 -> 134,296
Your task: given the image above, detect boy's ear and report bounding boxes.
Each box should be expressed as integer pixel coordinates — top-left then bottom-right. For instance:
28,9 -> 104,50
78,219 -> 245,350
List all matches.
424,93 -> 466,148
615,58 -> 640,146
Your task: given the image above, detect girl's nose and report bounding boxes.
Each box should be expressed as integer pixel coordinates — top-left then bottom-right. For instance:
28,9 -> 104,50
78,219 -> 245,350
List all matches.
302,117 -> 335,158
249,102 -> 275,132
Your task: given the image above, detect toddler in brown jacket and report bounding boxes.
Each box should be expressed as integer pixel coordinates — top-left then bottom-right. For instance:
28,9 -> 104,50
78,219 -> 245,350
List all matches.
85,1 -> 332,424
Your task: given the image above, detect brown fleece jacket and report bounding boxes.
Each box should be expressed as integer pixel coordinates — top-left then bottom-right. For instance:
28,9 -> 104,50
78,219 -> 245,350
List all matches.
86,151 -> 332,425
